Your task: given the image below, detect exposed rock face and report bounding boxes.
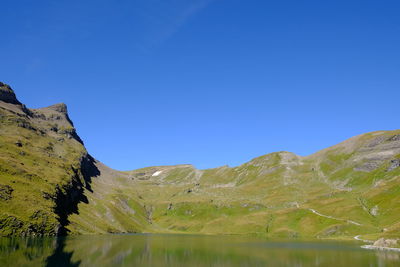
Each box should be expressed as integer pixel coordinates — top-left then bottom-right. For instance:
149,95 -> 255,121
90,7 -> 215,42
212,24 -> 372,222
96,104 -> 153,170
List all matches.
352,134 -> 400,172
387,159 -> 400,172
373,238 -> 398,248
0,82 -> 21,105
47,103 -> 68,114
30,102 -> 83,144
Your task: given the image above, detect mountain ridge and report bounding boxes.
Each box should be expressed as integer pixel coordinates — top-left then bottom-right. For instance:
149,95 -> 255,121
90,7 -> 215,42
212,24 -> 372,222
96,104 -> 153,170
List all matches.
0,82 -> 399,242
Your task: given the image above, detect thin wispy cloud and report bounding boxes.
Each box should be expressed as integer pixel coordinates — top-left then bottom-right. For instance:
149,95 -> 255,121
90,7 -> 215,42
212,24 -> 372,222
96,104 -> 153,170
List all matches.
155,0 -> 214,44
134,0 -> 216,50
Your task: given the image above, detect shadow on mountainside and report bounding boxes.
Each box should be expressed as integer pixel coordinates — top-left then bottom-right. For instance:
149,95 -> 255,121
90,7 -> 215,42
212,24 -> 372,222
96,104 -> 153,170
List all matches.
55,154 -> 100,236
80,154 -> 101,193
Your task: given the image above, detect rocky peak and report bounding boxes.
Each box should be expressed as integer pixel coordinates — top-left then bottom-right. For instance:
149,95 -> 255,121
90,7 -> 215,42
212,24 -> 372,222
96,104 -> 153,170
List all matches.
47,103 -> 68,114
38,102 -> 75,128
0,82 -> 22,105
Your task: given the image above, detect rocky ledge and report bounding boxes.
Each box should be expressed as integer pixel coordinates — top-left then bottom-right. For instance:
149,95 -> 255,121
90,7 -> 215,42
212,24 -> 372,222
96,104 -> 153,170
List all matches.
0,82 -> 22,105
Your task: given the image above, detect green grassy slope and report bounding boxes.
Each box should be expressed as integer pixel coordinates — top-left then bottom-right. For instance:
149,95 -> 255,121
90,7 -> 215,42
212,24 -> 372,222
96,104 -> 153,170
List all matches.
1,82 -> 399,240
70,129 -> 400,239
0,83 -> 90,236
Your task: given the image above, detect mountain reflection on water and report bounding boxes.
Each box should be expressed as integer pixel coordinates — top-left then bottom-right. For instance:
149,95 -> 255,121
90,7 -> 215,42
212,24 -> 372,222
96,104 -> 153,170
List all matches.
0,234 -> 399,266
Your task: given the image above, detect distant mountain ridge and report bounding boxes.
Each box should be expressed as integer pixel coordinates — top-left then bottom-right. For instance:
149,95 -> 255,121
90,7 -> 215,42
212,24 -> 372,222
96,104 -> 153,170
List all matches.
0,82 -> 399,241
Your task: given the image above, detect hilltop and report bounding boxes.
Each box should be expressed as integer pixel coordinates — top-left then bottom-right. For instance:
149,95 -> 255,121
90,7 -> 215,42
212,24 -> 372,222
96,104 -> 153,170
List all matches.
0,82 -> 399,241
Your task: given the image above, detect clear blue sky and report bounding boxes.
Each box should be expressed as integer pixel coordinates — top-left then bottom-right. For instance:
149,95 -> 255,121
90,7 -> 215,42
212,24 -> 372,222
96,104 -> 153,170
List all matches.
1,0 -> 399,170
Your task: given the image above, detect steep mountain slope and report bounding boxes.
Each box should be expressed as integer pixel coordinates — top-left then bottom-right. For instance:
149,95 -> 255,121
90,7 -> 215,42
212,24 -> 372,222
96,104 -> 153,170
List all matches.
0,82 -> 399,240
0,82 -> 94,236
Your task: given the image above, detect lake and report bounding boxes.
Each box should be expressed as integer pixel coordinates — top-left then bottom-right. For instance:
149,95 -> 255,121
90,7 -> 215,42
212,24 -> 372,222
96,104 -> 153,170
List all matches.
0,234 -> 399,266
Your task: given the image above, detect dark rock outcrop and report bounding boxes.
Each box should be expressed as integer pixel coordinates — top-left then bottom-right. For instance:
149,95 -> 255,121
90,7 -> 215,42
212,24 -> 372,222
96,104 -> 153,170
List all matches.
0,185 -> 13,200
0,82 -> 22,105
387,159 -> 400,172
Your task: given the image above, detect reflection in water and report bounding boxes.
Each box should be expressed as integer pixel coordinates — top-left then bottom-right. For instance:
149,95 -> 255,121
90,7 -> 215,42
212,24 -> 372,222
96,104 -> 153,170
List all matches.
0,234 -> 399,266
46,238 -> 80,267
0,237 -> 51,266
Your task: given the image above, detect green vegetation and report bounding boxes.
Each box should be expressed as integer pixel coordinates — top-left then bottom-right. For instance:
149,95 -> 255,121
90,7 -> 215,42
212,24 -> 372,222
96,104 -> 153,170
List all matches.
0,84 -> 399,241
0,87 -> 87,236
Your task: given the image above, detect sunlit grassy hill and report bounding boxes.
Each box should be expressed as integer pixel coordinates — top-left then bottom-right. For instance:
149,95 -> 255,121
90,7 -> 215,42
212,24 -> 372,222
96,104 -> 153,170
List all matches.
0,82 -> 90,236
1,82 -> 399,240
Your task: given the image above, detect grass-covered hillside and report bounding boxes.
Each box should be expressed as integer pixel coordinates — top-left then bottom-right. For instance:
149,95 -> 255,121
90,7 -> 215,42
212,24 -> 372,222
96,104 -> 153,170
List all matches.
66,128 -> 400,239
1,82 -> 399,240
0,82 -> 90,236
71,129 -> 399,240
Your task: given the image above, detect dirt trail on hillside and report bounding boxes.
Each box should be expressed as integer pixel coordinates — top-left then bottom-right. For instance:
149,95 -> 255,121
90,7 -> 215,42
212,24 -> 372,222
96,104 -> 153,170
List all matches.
308,208 -> 362,226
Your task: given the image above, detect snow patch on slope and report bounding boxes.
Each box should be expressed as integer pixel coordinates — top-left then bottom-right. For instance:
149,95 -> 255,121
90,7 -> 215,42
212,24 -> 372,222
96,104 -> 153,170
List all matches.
152,171 -> 162,177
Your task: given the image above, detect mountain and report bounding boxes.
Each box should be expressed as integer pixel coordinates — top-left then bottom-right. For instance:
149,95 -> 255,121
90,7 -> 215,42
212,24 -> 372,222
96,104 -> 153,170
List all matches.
0,82 -> 92,236
0,82 -> 399,241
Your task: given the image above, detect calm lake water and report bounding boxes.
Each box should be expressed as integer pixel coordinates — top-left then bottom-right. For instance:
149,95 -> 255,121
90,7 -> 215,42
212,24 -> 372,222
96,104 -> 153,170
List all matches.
0,234 -> 399,266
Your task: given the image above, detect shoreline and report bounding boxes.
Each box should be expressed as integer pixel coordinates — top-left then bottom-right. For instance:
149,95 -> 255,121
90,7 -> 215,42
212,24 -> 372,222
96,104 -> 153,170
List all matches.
354,235 -> 373,243
361,245 -> 400,252
354,235 -> 400,252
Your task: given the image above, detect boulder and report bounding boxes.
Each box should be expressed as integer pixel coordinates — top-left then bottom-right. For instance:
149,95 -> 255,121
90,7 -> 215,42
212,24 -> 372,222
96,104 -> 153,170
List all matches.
373,238 -> 398,247
387,159 -> 400,172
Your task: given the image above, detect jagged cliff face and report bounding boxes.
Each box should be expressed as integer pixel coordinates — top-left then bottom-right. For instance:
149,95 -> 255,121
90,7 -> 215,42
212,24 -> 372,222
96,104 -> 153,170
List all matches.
0,82 -> 399,240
